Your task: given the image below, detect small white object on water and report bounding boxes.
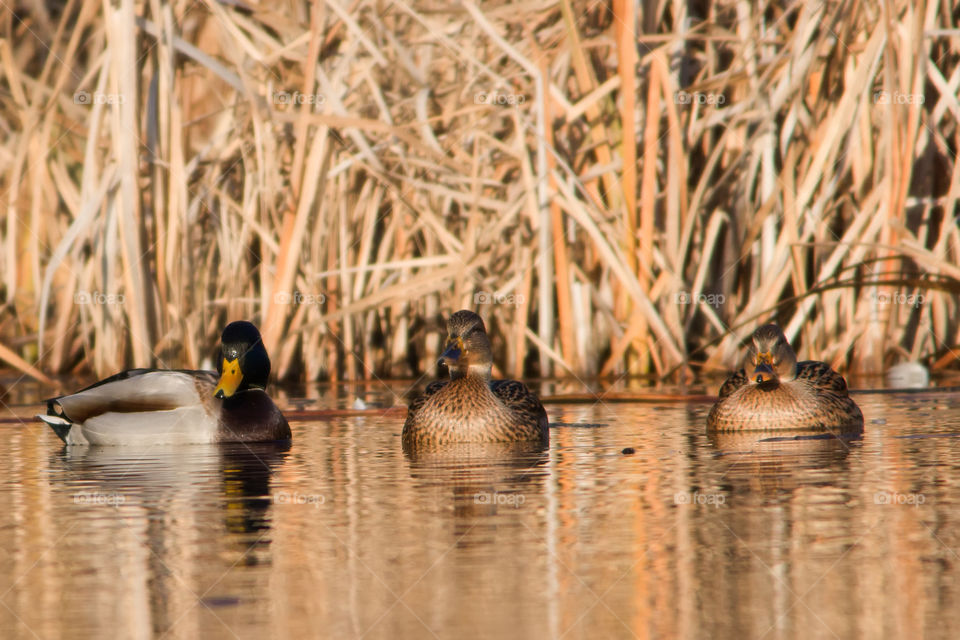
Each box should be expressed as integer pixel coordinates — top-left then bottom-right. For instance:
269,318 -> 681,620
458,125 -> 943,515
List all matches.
885,362 -> 929,389
352,397 -> 368,410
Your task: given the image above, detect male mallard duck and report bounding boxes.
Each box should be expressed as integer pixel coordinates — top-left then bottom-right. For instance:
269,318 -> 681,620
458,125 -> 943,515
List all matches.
37,321 -> 291,445
402,310 -> 549,446
707,324 -> 863,431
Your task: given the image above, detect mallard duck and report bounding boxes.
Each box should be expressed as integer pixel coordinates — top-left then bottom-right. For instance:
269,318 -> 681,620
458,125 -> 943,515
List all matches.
37,321 -> 291,445
707,324 -> 863,431
402,310 -> 549,446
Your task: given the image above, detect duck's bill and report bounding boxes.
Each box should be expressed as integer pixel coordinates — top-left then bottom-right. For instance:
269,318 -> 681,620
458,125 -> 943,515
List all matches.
215,358 -> 243,398
753,363 -> 776,384
438,339 -> 463,368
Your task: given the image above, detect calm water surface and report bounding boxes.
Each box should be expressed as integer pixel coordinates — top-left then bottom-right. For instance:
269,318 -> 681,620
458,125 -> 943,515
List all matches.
1,384 -> 958,639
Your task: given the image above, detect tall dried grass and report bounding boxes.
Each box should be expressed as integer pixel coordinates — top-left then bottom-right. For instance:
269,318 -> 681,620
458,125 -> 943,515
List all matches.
1,0 -> 959,385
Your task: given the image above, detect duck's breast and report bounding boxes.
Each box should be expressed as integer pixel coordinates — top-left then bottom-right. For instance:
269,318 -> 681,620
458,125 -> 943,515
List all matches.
708,382 -> 817,430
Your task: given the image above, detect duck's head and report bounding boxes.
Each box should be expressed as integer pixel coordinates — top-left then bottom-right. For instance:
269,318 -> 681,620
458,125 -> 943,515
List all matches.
214,321 -> 271,399
439,310 -> 493,380
745,324 -> 798,385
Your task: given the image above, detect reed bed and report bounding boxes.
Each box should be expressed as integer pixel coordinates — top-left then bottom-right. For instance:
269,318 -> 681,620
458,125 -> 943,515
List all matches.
1,0 -> 959,386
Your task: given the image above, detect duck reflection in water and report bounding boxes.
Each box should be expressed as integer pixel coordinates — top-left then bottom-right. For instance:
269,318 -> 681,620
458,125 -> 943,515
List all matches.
52,441 -> 290,632
219,443 -> 291,561
705,429 -> 861,496
404,441 -> 549,543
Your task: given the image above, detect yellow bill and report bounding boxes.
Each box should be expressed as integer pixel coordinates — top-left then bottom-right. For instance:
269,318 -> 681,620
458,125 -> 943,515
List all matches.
214,357 -> 243,398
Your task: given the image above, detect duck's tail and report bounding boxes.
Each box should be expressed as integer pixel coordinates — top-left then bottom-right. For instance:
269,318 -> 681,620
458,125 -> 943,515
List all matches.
36,411 -> 72,443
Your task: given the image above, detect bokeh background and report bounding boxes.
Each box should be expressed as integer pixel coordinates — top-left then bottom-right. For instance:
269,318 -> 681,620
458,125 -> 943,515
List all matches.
1,0 -> 959,383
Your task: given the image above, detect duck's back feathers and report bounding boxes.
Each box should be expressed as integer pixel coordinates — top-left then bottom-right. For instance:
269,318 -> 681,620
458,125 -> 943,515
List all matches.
38,369 -> 289,445
717,369 -> 748,398
717,361 -> 848,399
48,370 -> 217,424
490,380 -> 549,432
795,360 -> 848,391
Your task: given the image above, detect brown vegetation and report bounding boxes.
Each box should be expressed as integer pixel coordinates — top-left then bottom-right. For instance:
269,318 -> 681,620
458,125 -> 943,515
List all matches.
1,0 -> 959,384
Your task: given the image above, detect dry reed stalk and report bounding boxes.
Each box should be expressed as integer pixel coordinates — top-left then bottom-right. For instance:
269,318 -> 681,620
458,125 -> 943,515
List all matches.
0,0 -> 957,387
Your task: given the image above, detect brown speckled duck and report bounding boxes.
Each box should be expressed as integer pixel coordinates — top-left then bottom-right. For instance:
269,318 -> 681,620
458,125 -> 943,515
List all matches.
402,310 -> 549,446
37,321 -> 291,445
707,324 -> 863,431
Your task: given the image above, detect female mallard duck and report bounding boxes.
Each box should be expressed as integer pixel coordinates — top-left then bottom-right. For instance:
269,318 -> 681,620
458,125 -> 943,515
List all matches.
37,321 -> 291,445
707,324 -> 863,431
402,310 -> 549,446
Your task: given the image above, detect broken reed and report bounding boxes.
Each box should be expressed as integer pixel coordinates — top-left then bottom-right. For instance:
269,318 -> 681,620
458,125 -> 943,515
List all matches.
0,0 -> 958,385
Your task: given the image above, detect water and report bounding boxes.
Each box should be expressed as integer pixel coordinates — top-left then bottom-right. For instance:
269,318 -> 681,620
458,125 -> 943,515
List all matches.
1,387 -> 959,639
